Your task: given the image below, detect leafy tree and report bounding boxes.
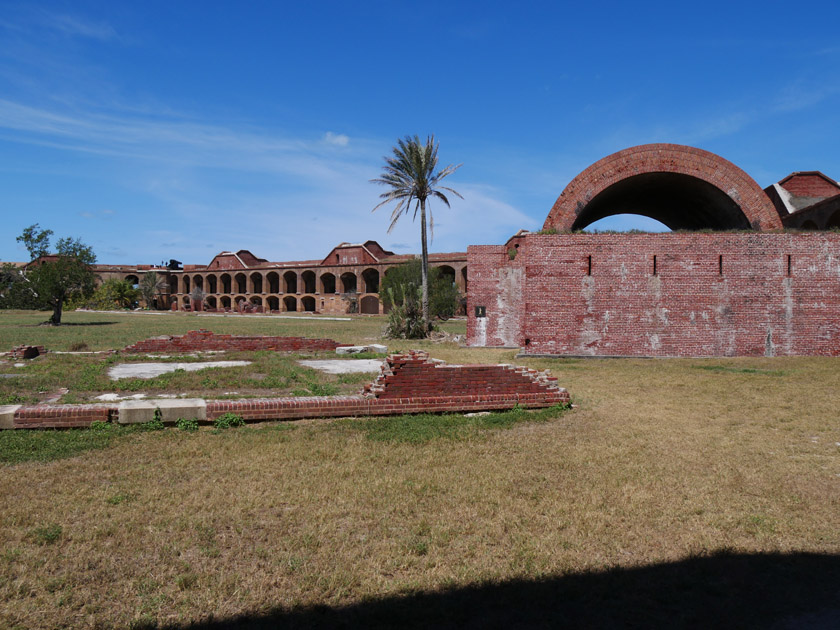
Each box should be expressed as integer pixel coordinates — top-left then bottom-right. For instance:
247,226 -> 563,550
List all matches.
0,263 -> 40,309
15,224 -> 97,325
101,279 -> 140,309
139,271 -> 165,309
372,135 -> 461,332
380,259 -> 461,320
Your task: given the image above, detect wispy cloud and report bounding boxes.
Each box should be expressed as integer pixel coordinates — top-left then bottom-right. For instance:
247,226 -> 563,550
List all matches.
323,131 -> 349,147
41,12 -> 117,41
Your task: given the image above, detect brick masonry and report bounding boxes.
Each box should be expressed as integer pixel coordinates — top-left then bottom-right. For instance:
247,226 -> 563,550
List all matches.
123,329 -> 347,353
9,345 -> 47,359
543,144 -> 783,231
467,232 -> 840,357
1,352 -> 569,429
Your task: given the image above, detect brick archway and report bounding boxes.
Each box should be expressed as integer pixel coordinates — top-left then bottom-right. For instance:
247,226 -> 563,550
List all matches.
544,144 -> 783,231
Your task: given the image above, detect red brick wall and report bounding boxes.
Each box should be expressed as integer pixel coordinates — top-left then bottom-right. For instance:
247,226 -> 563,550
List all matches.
123,330 -> 345,353
468,233 -> 840,357
363,351 -> 565,400
780,174 -> 840,198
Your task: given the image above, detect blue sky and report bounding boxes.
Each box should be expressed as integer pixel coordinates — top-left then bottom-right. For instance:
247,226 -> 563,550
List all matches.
2,0 -> 840,265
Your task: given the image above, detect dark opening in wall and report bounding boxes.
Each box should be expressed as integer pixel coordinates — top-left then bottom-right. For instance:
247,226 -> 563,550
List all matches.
719,255 -> 723,276
653,255 -> 658,276
787,254 -> 792,277
587,255 -> 592,276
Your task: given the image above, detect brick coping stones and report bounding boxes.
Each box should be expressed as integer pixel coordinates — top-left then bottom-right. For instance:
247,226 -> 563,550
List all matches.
2,351 -> 570,429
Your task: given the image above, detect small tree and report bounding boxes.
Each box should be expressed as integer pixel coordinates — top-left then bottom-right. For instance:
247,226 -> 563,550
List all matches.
16,224 -> 97,325
139,271 -> 164,309
381,259 -> 461,319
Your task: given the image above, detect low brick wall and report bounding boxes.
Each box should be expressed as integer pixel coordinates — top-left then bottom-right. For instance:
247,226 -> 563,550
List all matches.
9,345 -> 47,359
2,352 -> 570,429
123,329 -> 346,353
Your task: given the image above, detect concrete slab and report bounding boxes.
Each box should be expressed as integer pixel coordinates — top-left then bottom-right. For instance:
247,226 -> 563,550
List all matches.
298,359 -> 383,374
336,344 -> 387,355
108,360 -> 250,380
118,398 -> 206,425
0,405 -> 21,430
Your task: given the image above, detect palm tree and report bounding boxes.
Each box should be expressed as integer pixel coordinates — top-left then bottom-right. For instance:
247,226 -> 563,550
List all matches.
139,271 -> 165,309
371,135 -> 462,328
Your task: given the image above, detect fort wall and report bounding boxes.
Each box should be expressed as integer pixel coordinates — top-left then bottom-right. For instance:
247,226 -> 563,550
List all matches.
468,232 -> 840,357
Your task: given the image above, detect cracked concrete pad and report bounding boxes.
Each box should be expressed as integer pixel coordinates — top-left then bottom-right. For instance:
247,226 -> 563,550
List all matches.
118,399 -> 206,424
108,361 -> 250,380
0,405 -> 21,429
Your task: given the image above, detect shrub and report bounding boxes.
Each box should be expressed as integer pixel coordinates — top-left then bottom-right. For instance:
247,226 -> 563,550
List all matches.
384,286 -> 428,339
176,417 -> 199,432
143,408 -> 165,431
213,412 -> 244,430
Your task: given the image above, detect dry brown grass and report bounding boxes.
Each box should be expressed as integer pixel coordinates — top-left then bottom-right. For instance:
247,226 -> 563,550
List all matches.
1,351 -> 839,628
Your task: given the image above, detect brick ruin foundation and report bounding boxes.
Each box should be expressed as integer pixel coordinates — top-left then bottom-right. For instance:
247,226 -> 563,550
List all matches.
0,351 -> 569,429
123,329 -> 347,353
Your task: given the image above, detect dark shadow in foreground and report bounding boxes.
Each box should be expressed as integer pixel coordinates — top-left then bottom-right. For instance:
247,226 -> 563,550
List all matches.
161,551 -> 840,629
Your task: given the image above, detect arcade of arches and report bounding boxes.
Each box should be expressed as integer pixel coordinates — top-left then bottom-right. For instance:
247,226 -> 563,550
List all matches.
97,241 -> 467,315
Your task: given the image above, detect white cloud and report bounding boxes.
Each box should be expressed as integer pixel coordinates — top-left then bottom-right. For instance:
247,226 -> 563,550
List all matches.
323,131 -> 350,147
43,13 -> 117,41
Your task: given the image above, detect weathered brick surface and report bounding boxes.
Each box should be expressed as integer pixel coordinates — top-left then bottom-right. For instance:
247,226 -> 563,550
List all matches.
9,345 -> 47,359
12,404 -> 113,429
544,144 -> 783,231
123,329 -> 346,353
468,232 -> 840,357
363,351 -> 564,401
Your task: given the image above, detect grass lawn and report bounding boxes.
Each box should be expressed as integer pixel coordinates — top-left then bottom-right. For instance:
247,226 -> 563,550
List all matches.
1,310 -> 839,628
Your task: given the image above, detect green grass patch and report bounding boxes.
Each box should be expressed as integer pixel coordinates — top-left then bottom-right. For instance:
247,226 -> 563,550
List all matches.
0,423 -> 137,465
691,365 -> 788,376
344,404 -> 571,444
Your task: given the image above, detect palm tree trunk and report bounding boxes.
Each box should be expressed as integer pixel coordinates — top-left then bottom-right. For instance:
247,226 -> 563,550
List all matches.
419,198 -> 430,328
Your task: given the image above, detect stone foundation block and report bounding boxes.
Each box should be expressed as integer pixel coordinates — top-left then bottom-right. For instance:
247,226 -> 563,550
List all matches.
118,399 -> 207,425
0,405 -> 21,430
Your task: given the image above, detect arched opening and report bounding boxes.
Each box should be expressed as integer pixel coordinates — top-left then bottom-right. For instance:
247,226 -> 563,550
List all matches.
320,273 -> 336,294
125,274 -> 139,287
207,275 -> 218,294
205,296 -> 217,310
234,273 -> 247,294
826,209 -> 840,229
569,173 -> 752,231
284,271 -> 298,293
267,296 -> 280,312
301,296 -> 316,312
267,272 -> 280,293
221,296 -> 231,310
545,144 -> 783,232
461,266 -> 468,293
235,296 -> 247,312
360,295 -> 379,314
221,273 -> 232,294
301,270 -> 316,293
283,296 -> 297,312
250,296 -> 262,306
437,265 -> 455,287
340,272 -> 357,294
250,272 -> 263,294
183,275 -> 191,294
169,275 -> 179,295
193,275 -> 204,291
362,268 -> 379,293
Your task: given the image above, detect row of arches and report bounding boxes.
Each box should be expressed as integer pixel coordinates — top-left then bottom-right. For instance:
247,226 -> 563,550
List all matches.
175,294 -> 382,314
168,265 -> 467,298
173,269 -> 383,296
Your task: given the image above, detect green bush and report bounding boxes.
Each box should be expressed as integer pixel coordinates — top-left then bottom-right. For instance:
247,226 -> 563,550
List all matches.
213,412 -> 245,430
143,408 -> 165,431
176,417 -> 199,432
380,258 -> 461,319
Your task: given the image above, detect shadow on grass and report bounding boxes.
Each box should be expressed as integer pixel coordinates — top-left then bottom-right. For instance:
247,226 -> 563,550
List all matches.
55,321 -> 118,326
166,551 -> 840,629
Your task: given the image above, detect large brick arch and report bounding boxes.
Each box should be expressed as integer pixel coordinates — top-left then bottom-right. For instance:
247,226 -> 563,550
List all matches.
544,144 -> 783,231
